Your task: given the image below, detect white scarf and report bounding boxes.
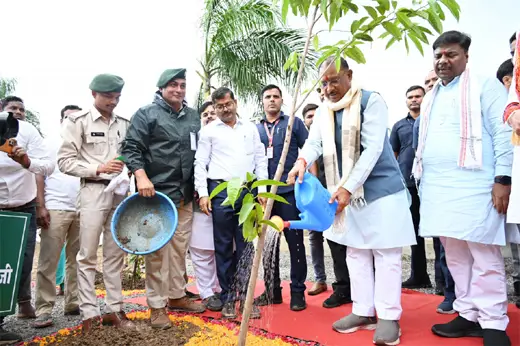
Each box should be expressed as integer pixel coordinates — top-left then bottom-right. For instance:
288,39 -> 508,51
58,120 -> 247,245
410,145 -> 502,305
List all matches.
320,80 -> 364,233
413,68 -> 483,180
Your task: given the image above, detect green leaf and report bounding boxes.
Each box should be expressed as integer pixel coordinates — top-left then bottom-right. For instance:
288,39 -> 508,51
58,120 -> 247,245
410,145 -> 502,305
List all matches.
354,33 -> 373,42
408,33 -> 425,55
335,54 -> 341,73
391,0 -> 397,9
375,5 -> 385,15
433,2 -> 446,20
281,0 -> 290,22
238,202 -> 256,225
385,36 -> 397,49
255,203 -> 264,221
242,216 -> 257,242
426,7 -> 443,33
344,46 -> 366,64
363,6 -> 378,19
404,35 -> 410,54
251,179 -> 288,189
439,0 -> 460,20
382,21 -> 402,40
376,0 -> 390,11
312,35 -> 319,51
396,11 -> 413,28
417,25 -> 433,35
246,172 -> 256,183
221,197 -> 232,206
259,219 -> 283,233
209,181 -> 228,200
343,2 -> 359,13
257,192 -> 290,204
320,0 -> 328,21
243,193 -> 254,206
227,177 -> 243,209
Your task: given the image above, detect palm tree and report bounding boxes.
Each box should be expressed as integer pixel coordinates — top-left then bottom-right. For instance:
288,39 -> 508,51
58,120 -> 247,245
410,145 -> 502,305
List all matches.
197,0 -> 317,107
0,77 -> 42,134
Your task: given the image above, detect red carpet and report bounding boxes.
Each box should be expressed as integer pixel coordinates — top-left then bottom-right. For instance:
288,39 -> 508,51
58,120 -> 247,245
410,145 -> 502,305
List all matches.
125,281 -> 520,345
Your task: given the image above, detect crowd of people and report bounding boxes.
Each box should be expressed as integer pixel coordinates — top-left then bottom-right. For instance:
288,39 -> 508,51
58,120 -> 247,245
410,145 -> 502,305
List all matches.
0,29 -> 519,346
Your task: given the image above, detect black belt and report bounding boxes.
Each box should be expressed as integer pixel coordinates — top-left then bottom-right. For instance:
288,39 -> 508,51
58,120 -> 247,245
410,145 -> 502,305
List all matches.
83,179 -> 111,186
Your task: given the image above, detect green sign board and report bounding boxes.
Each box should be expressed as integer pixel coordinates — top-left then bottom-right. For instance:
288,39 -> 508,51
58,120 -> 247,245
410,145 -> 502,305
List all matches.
0,211 -> 30,317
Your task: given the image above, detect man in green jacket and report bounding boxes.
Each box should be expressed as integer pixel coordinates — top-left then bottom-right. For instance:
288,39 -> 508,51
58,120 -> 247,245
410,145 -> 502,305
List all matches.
121,68 -> 204,330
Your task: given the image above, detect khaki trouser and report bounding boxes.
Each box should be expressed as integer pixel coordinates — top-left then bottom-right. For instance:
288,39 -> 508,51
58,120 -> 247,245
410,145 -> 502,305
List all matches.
77,182 -> 125,319
35,210 -> 80,316
145,202 -> 193,308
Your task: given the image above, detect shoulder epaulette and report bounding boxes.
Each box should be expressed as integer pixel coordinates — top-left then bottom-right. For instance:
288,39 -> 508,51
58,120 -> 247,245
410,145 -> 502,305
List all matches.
66,109 -> 89,123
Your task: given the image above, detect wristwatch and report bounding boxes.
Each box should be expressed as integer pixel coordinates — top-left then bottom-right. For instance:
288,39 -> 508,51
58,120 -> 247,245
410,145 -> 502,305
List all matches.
494,175 -> 512,186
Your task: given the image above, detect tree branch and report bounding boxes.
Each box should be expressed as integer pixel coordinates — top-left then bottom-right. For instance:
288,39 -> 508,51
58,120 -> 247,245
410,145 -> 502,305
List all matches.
237,4 -> 320,346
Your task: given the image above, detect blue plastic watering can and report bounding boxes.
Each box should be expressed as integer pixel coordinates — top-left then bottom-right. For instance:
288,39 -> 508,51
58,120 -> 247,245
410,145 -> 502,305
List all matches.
283,172 -> 339,232
111,191 -> 178,255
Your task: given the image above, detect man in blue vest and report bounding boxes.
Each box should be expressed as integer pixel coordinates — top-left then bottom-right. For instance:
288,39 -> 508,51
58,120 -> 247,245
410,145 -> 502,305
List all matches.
254,84 -> 308,311
288,57 -> 416,346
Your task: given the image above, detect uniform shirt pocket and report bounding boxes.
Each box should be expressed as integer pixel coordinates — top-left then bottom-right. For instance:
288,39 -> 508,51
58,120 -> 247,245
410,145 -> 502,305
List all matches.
85,135 -> 107,156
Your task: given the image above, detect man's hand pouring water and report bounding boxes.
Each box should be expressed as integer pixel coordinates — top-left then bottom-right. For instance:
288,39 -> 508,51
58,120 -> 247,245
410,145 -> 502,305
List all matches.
287,158 -> 350,214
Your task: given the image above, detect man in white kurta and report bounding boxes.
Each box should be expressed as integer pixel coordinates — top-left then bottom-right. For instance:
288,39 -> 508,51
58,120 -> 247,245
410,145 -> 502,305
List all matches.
414,31 -> 512,346
289,57 -> 416,346
190,101 -> 221,311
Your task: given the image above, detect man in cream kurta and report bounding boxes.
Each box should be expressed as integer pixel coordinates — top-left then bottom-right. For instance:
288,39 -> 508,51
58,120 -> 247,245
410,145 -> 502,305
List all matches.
413,31 -> 512,346
289,57 -> 416,346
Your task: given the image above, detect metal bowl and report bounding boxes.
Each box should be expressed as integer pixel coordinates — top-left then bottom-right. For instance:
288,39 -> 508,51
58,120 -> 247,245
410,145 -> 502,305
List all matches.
111,192 -> 178,255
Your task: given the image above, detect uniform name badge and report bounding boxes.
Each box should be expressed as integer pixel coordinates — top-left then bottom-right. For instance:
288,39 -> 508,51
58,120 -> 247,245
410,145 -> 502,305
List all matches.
190,132 -> 197,151
266,146 -> 274,159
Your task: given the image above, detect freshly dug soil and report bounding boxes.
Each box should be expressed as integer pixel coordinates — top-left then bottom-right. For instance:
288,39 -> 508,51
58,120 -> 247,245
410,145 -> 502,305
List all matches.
29,320 -> 200,346
94,269 -> 146,290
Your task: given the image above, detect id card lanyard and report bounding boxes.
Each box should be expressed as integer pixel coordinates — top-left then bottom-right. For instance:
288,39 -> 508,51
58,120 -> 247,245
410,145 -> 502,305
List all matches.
263,119 -> 280,159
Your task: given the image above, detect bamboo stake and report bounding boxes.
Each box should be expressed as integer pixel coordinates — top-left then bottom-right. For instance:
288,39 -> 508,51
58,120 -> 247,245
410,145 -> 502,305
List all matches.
237,6 -> 319,345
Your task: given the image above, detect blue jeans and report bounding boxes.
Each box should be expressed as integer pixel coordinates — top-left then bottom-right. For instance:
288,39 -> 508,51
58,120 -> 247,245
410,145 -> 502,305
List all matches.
308,231 -> 327,282
439,243 -> 455,299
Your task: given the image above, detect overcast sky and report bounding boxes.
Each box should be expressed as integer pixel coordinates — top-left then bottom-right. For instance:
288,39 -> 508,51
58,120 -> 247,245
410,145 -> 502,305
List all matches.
0,0 -> 518,138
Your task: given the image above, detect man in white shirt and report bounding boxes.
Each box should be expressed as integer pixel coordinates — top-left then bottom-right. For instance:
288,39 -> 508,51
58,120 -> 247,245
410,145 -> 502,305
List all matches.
195,87 -> 268,319
33,105 -> 82,328
0,96 -> 54,344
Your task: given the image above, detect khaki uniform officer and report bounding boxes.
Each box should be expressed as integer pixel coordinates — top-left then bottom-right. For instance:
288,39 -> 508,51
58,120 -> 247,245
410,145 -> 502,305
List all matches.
57,74 -> 135,332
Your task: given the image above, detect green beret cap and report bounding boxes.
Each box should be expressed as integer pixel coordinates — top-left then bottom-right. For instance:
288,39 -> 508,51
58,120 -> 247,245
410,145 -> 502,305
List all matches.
157,68 -> 186,88
89,74 -> 125,93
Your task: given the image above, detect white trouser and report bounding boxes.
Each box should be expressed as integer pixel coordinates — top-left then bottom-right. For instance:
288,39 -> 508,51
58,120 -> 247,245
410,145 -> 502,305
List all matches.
189,247 -> 220,299
441,237 -> 509,330
347,247 -> 403,320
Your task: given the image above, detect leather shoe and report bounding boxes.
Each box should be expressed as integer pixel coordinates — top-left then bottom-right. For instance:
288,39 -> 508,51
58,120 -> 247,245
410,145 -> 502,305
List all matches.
17,301 -> 36,319
102,311 -> 136,329
308,282 -> 327,296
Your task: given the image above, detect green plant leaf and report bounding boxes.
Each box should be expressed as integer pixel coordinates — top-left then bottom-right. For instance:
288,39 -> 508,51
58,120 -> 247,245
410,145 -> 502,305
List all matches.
246,172 -> 256,183
376,0 -> 390,11
354,33 -> 373,42
281,0 -> 290,22
335,54 -> 341,74
344,46 -> 366,64
312,35 -> 319,51
239,202 -> 256,225
243,214 -> 258,242
426,7 -> 443,33
439,0 -> 460,20
382,21 -> 402,40
408,33 -> 424,55
252,179 -> 289,189
221,197 -> 232,206
404,35 -> 410,54
259,219 -> 283,233
363,6 -> 378,19
257,192 -> 290,204
385,36 -> 397,49
227,177 -> 243,209
396,11 -> 413,28
209,181 -> 228,200
391,0 -> 397,9
255,203 -> 264,221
